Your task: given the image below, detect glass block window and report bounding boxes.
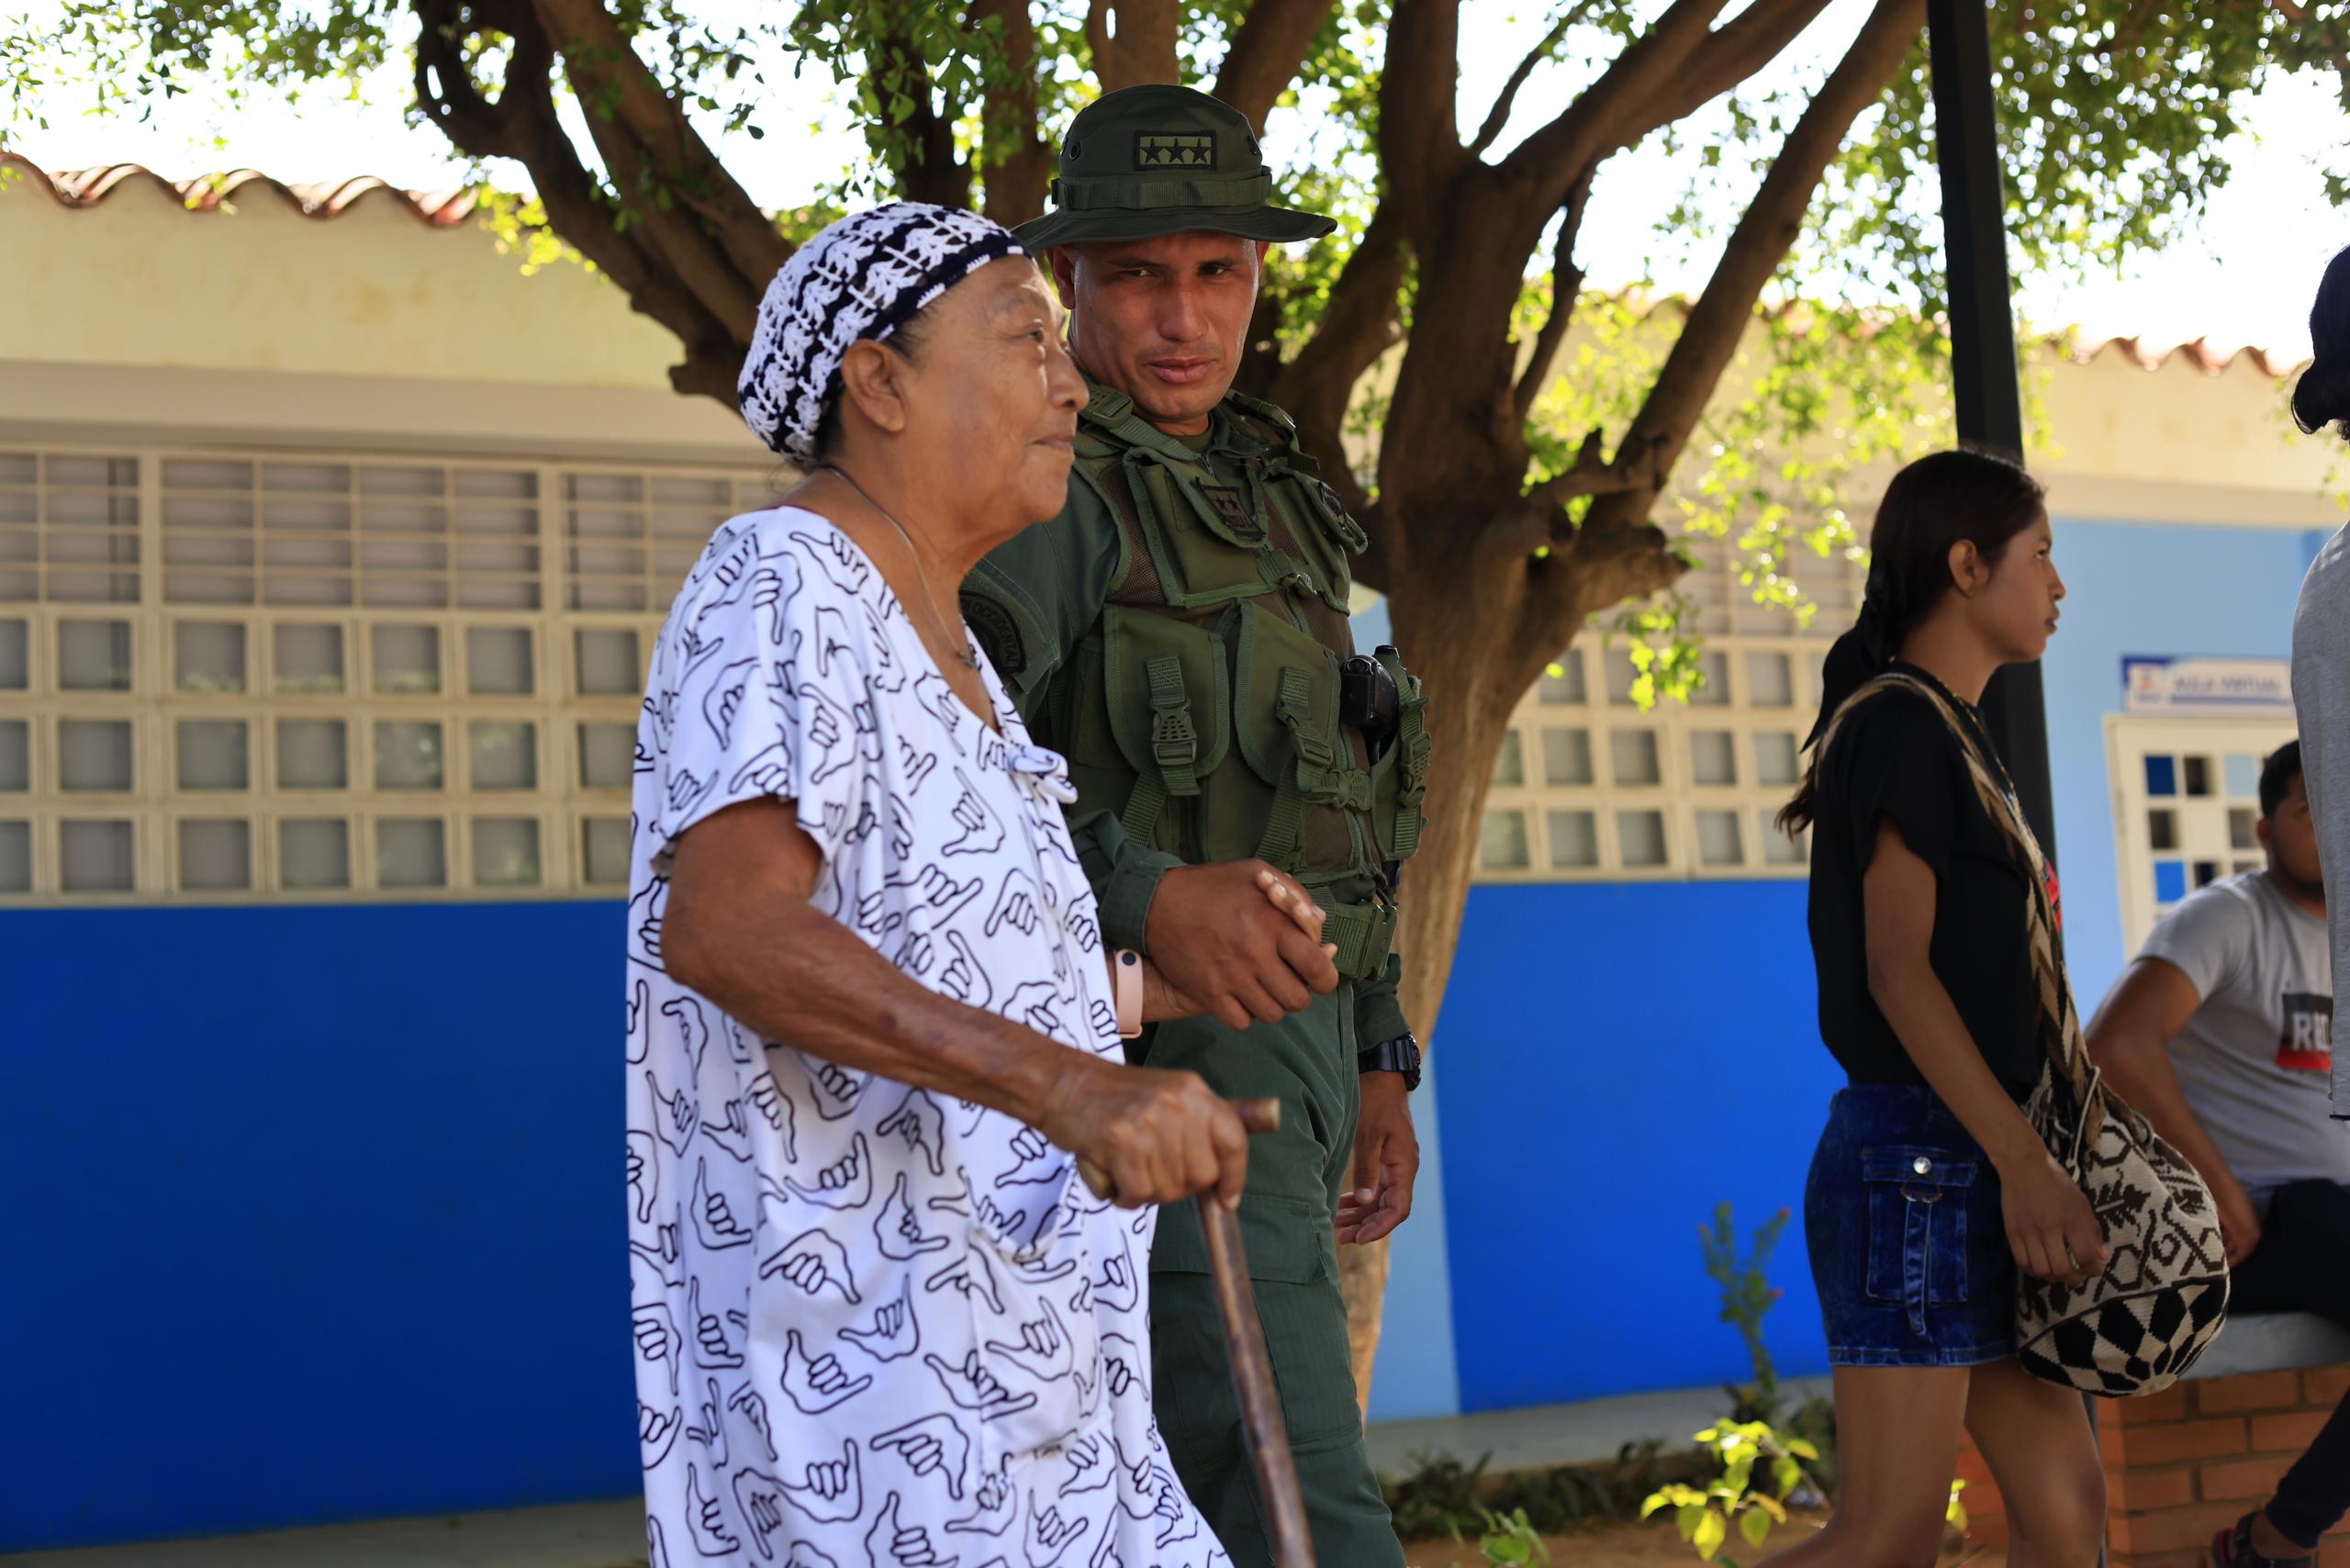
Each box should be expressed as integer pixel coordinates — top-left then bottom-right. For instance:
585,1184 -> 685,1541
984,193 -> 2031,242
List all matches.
1472,535 -> 1865,883
2109,716 -> 2297,953
0,444 -> 772,902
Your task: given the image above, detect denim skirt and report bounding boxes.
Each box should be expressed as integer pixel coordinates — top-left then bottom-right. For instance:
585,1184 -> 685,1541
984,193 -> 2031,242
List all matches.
1804,1083 -> 2019,1368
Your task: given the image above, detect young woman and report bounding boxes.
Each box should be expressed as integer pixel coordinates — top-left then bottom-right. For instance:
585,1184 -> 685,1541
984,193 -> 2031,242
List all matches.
1760,449 -> 2107,1568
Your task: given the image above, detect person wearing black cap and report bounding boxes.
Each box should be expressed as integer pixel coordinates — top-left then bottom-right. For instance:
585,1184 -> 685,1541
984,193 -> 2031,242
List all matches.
963,84 -> 1424,1568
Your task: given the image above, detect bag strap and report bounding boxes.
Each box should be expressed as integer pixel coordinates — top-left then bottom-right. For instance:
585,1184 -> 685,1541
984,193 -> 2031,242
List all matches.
1812,673 -> 2100,1143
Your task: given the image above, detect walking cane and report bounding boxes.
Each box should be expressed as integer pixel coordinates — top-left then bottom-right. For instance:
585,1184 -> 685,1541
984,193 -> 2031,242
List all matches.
1080,1096 -> 1318,1568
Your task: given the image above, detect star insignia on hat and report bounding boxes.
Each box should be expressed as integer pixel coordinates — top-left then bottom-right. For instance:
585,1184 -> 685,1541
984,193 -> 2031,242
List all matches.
1135,132 -> 1216,170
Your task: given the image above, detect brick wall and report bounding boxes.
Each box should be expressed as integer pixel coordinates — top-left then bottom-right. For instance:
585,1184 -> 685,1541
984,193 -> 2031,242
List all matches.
1958,1368 -> 2350,1566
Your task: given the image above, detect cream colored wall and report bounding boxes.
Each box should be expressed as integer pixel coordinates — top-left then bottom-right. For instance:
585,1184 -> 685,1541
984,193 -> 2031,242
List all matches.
2037,345 -> 2339,527
3,174 -> 682,386
0,168 -> 2336,514
0,172 -> 761,462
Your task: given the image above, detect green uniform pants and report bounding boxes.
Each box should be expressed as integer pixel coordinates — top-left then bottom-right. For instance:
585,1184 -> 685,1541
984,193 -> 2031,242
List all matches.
1136,986 -> 1407,1568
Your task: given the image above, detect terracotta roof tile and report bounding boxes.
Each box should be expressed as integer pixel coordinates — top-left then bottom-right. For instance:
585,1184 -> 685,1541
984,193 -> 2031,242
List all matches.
3,151 -> 477,226
2068,331 -> 2298,378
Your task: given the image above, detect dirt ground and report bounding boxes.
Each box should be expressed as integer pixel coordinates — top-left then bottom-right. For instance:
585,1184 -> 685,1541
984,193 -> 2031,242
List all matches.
1397,1508 -> 2005,1567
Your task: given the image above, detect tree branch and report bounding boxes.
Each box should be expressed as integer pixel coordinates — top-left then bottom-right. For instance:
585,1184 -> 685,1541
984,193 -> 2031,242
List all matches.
415,0 -> 538,160
1377,0 -> 1468,230
1499,0 -> 1729,201
974,0 -> 1054,224
1089,0 -> 1179,91
1613,0 -> 1835,148
1581,0 -> 1922,533
868,22 -> 970,207
1510,164 -> 1594,420
1268,202 -> 1410,516
530,0 -> 787,331
1466,0 -> 1597,158
1372,0 -> 1466,245
1212,0 -> 1337,132
417,0 -> 745,397
1553,515 -> 1684,615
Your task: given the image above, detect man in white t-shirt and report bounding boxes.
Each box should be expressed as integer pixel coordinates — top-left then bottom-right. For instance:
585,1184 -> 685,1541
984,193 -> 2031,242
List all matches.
2087,742 -> 2349,1567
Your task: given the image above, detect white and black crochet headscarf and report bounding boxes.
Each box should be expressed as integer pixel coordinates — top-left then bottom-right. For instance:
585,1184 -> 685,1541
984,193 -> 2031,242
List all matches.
738,202 -> 1030,465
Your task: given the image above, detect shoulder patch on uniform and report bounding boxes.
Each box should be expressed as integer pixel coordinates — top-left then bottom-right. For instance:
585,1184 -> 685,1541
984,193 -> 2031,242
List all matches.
1080,386 -> 1136,431
960,590 -> 1026,677
1198,486 -> 1265,543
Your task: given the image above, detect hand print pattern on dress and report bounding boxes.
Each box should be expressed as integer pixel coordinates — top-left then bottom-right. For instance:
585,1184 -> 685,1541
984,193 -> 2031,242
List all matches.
627,508 -> 1222,1565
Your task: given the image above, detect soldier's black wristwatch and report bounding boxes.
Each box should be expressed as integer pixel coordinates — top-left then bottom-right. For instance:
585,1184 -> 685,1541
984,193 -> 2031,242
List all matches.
1358,1033 -> 1422,1092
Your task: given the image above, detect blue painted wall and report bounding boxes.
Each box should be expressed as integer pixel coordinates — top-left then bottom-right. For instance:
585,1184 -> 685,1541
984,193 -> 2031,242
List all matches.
2040,518 -> 2318,1005
9,520 -> 2331,1546
1431,880 -> 1843,1413
1413,517 -> 2328,1417
1364,1056 -> 1462,1423
2,904 -> 638,1551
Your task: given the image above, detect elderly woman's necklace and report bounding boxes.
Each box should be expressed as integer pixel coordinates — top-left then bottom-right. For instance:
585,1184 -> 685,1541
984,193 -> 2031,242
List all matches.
817,464 -> 981,672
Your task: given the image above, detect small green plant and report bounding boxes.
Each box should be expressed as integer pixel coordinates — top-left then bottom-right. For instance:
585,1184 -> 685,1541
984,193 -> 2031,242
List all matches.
1641,1417 -> 1816,1564
1642,1421 -> 1967,1565
1450,1505 -> 1550,1566
1385,1440 -> 1710,1540
1385,1451 -> 1491,1540
1700,1201 -> 1791,1421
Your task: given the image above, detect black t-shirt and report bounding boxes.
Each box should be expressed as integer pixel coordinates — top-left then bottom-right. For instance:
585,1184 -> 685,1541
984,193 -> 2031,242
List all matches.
1807,665 -> 2050,1101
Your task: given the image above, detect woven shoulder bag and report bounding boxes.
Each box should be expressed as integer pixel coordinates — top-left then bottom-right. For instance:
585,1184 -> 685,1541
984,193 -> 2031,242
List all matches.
1819,674 -> 2230,1395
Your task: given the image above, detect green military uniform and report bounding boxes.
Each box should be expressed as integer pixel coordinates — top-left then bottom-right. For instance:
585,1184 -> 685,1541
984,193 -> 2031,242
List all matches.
962,84 -> 1430,1568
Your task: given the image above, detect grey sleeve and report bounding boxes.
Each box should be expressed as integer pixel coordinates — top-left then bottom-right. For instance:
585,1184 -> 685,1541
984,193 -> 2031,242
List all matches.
2292,526 -> 2350,1113
2136,885 -> 2254,1006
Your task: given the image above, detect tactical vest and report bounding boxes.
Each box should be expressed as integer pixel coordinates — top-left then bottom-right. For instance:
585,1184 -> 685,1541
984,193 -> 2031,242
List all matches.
1036,385 -> 1430,982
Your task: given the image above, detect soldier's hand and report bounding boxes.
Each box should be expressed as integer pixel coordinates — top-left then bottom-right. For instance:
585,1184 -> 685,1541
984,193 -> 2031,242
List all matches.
1138,867 -> 1336,1021
1036,1056 -> 1249,1208
1145,859 -> 1342,1030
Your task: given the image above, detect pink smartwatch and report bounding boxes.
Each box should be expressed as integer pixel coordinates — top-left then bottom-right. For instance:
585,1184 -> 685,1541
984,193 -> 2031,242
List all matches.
1113,949 -> 1144,1039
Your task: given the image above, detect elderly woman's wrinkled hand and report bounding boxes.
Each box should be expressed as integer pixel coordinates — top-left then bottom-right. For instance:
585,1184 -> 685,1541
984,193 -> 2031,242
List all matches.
1035,1057 -> 1250,1210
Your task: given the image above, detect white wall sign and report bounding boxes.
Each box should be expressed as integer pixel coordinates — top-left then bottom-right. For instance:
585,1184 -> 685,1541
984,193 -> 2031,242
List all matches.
2122,655 -> 2297,715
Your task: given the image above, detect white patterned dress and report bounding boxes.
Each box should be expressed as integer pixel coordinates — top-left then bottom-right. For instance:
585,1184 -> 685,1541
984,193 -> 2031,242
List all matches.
626,505 -> 1225,1568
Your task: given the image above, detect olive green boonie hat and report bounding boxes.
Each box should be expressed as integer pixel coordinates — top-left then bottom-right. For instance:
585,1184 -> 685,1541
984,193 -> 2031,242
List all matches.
1013,83 -> 1337,250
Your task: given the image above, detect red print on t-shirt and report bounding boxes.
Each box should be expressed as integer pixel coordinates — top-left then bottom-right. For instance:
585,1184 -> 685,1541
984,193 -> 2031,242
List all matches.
2277,991 -> 2334,1074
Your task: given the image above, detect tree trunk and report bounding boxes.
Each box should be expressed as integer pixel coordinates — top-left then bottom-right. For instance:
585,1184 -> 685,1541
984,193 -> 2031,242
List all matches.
1337,506 -> 1683,1406
1336,516 -> 1623,1403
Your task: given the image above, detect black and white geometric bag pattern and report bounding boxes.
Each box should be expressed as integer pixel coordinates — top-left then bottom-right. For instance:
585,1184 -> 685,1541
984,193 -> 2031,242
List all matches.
1823,674 -> 2230,1396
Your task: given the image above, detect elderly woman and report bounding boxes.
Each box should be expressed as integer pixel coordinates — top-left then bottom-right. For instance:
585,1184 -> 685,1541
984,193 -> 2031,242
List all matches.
624,204 -> 1324,1567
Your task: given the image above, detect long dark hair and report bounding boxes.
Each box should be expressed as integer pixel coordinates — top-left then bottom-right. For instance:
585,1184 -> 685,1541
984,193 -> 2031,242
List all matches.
2294,245 -> 2350,440
1778,448 -> 2047,833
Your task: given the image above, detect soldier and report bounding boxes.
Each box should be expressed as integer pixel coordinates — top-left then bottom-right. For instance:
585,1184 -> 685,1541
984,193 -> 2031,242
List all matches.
962,84 -> 1428,1568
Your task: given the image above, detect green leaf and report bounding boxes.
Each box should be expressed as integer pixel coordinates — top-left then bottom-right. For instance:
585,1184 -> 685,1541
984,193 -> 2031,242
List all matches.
1694,1509 -> 1729,1561
1740,1506 -> 1774,1550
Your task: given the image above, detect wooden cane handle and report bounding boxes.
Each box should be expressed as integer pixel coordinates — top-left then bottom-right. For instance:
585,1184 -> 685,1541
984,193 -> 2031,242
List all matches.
1232,1095 -> 1281,1136
1078,1095 -> 1281,1201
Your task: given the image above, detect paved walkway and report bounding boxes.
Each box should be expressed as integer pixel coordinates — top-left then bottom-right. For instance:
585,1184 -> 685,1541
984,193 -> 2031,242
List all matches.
1364,1375 -> 1831,1480
6,1381 -> 1821,1566
2,1502 -> 647,1568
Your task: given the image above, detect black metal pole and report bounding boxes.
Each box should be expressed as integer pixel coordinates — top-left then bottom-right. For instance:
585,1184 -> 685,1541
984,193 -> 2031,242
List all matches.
1925,0 -> 2058,861
1925,6 -> 2100,1562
